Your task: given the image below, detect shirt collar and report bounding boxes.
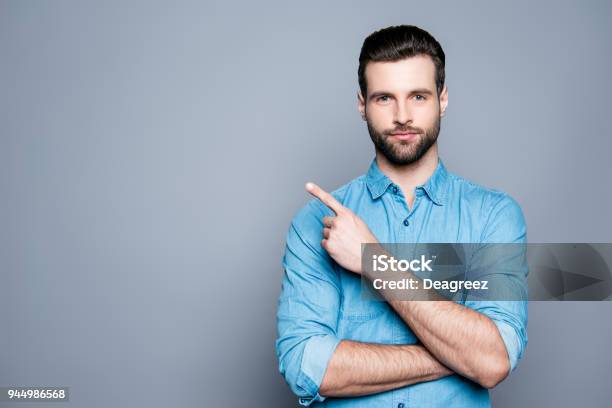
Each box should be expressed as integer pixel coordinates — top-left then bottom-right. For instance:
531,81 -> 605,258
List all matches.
365,157 -> 449,205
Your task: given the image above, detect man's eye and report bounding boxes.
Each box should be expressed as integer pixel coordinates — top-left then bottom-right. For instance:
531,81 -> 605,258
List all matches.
377,96 -> 390,102
414,94 -> 426,101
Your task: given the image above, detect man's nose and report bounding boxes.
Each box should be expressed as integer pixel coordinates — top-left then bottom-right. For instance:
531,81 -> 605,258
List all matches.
394,100 -> 413,125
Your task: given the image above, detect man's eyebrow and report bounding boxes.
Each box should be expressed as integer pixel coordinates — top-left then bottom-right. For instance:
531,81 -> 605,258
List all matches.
368,89 -> 435,100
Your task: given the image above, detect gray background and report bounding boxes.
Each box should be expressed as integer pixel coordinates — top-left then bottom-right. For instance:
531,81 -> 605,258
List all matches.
1,0 -> 611,407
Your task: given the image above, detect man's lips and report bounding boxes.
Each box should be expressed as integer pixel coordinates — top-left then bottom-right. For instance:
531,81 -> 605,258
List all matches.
388,132 -> 420,141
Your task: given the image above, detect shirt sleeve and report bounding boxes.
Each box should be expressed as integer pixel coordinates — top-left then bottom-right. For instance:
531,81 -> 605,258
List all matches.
275,200 -> 342,406
464,193 -> 529,375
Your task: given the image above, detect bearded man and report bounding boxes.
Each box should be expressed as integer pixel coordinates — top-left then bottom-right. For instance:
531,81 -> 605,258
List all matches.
275,24 -> 528,408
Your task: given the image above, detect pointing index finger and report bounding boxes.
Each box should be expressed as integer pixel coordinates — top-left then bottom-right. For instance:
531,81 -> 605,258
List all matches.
305,182 -> 345,214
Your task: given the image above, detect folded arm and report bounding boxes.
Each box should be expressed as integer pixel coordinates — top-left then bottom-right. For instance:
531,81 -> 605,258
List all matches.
319,340 -> 453,397
276,202 -> 455,406
384,297 -> 510,388
365,195 -> 529,389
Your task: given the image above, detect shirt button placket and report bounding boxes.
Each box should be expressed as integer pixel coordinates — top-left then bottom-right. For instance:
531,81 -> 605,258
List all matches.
391,185 -> 410,227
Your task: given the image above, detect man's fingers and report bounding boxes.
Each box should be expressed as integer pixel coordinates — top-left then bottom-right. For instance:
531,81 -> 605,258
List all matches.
305,182 -> 345,214
323,227 -> 331,239
322,216 -> 335,228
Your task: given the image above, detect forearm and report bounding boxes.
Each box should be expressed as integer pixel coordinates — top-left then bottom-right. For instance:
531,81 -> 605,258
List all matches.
362,253 -> 510,389
388,299 -> 509,388
318,340 -> 453,397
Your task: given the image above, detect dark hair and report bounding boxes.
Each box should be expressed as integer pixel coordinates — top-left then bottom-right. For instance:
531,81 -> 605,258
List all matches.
358,25 -> 446,98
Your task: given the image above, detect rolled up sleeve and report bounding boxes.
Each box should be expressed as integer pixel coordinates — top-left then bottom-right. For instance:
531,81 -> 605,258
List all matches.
465,300 -> 528,373
465,193 -> 529,374
275,201 -> 342,406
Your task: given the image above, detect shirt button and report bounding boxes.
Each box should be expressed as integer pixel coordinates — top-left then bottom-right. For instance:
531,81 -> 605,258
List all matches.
403,219 -> 409,226
392,186 -> 399,194
398,403 -> 405,408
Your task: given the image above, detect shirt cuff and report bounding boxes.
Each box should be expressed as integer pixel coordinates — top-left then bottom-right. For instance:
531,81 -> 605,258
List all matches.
296,334 -> 342,406
492,319 -> 522,373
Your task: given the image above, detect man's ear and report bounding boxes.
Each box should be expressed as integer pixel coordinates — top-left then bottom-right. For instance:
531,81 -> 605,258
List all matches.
439,85 -> 448,117
357,91 -> 366,120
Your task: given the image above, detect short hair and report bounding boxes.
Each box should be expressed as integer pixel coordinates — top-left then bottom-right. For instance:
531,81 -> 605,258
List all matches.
358,25 -> 446,98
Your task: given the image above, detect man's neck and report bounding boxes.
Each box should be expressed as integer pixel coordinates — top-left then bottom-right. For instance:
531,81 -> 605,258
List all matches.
375,143 -> 439,209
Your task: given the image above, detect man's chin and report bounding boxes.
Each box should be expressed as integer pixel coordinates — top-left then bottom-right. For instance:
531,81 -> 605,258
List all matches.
382,152 -> 420,165
389,147 -> 420,159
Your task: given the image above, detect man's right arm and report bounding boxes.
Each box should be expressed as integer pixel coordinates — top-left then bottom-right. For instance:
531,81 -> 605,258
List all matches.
276,201 -> 453,406
319,340 -> 453,397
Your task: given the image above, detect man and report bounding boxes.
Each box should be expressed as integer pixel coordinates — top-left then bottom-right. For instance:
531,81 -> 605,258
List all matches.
276,25 -> 528,407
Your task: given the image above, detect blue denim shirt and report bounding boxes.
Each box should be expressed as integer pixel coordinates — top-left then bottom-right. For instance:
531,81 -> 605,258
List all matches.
276,157 -> 528,407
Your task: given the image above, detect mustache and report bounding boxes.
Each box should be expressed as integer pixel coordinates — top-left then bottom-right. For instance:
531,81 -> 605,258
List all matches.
384,126 -> 424,135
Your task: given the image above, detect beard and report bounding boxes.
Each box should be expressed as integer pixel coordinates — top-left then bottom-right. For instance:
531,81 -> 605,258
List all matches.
366,115 -> 441,166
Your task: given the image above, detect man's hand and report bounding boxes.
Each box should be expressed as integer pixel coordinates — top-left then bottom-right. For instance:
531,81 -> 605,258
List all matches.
306,182 -> 378,274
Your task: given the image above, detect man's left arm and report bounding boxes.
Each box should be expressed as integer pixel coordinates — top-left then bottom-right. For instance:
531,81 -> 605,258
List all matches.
386,291 -> 512,389
306,184 -> 528,389
383,194 -> 528,389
